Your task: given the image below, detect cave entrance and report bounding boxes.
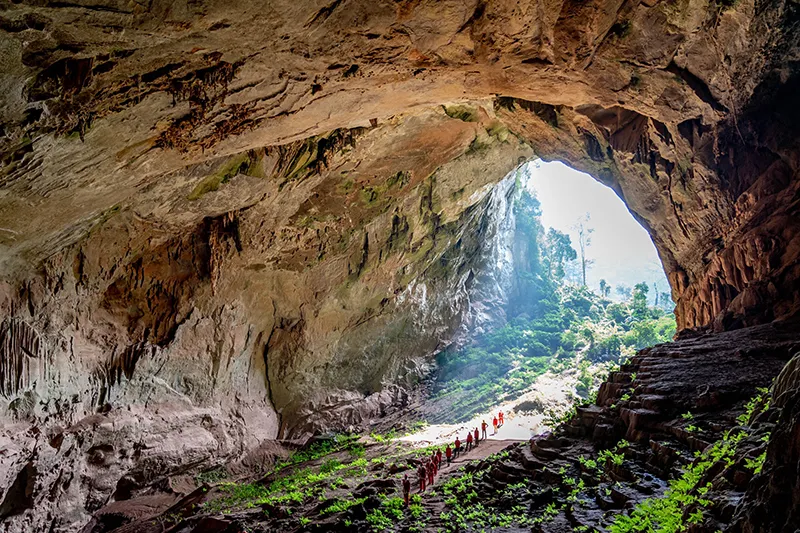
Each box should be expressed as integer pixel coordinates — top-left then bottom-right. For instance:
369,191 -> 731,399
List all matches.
407,159 -> 677,441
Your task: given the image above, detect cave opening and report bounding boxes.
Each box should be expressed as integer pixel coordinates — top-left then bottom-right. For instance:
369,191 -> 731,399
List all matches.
1,0 -> 799,524
412,159 -> 676,439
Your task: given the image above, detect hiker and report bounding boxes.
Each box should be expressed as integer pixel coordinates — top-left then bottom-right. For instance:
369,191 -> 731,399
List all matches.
499,411 -> 505,426
481,420 -> 488,440
436,448 -> 443,469
454,437 -> 461,458
417,463 -> 427,492
403,474 -> 411,506
493,416 -> 498,434
426,460 -> 435,486
430,451 -> 438,476
474,427 -> 480,446
445,444 -> 453,465
466,430 -> 473,452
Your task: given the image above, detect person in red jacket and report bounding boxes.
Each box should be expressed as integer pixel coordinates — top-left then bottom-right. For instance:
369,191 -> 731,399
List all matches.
466,431 -> 473,452
417,463 -> 427,492
474,427 -> 480,446
426,460 -> 434,486
430,451 -> 438,476
492,416 -> 498,434
445,444 -> 453,465
499,411 -> 505,426
454,437 -> 462,458
403,474 -> 411,506
481,420 -> 488,440
436,448 -> 443,469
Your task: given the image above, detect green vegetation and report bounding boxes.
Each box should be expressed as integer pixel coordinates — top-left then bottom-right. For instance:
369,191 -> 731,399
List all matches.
370,429 -> 397,443
321,496 -> 367,515
609,388 -> 772,533
188,153 -> 253,200
438,470 -> 536,531
339,177 -> 355,193
195,467 -> 227,485
443,104 -> 479,122
433,187 -> 676,421
204,434 -> 366,513
744,449 -> 767,475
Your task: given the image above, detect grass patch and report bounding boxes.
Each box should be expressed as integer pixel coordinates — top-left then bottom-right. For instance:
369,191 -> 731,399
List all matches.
204,434 -> 366,513
321,496 -> 367,515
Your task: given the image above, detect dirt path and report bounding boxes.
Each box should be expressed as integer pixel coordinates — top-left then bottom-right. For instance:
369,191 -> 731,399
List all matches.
409,370 -> 581,444
416,437 -> 525,493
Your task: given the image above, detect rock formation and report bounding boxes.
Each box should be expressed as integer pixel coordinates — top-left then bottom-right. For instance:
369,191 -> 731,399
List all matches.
0,0 -> 799,531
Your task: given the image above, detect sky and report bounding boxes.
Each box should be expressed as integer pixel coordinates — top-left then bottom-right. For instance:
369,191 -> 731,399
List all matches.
524,159 -> 671,304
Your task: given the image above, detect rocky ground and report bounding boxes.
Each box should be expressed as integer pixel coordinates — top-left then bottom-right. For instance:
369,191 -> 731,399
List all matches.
60,321 -> 800,533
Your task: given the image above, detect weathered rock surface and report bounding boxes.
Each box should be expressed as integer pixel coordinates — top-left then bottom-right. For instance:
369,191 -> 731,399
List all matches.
0,0 -> 799,531
1,0 -> 798,332
728,351 -> 800,532
56,321 -> 800,533
0,105 -> 532,530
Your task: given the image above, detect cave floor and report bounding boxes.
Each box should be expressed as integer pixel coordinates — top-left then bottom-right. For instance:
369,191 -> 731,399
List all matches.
82,322 -> 800,532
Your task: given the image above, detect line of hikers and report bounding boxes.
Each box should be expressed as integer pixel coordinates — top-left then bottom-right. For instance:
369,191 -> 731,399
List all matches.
401,412 -> 505,506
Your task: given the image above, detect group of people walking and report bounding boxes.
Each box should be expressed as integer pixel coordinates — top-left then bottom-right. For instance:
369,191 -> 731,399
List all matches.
401,412 -> 506,506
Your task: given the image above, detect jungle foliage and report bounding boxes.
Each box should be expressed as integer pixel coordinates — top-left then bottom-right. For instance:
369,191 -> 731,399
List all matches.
433,187 -> 676,420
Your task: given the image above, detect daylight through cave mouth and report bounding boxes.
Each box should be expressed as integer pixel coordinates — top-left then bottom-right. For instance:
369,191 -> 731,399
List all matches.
420,160 -> 676,431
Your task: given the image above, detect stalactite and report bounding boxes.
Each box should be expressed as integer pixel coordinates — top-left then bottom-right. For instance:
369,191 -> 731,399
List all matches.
0,320 -> 41,398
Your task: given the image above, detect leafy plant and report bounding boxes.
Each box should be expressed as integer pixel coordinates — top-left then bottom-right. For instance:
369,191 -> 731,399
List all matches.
366,509 -> 394,531
195,468 -> 227,485
744,450 -> 767,474
321,497 -> 367,515
610,388 -> 772,533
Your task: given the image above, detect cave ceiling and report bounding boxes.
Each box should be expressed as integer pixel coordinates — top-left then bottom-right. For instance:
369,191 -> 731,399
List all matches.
0,0 -> 798,382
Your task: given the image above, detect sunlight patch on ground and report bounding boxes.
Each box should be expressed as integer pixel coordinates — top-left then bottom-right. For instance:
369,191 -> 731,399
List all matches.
400,370 -> 579,445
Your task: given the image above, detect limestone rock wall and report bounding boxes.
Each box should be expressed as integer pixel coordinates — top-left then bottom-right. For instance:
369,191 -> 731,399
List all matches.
0,105 -> 533,531
0,0 -> 799,530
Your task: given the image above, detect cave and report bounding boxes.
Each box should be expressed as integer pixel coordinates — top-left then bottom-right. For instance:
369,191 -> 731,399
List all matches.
0,0 -> 799,532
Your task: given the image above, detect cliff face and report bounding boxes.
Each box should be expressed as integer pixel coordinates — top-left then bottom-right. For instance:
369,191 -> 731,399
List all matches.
0,0 -> 799,531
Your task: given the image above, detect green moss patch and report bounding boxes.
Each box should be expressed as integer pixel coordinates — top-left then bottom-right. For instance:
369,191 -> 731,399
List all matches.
188,153 -> 252,200
443,104 -> 479,122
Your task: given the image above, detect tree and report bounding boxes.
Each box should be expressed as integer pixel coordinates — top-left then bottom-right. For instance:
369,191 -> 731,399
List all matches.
510,187 -> 556,318
564,259 -> 582,285
659,291 -> 675,312
572,214 -> 594,287
599,279 -> 611,298
632,282 -> 650,320
616,284 -> 633,300
607,303 -> 630,325
543,228 -> 577,280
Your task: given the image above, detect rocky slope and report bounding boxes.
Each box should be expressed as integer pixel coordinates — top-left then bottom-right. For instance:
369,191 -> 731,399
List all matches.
44,321 -> 799,533
1,0 -> 799,531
